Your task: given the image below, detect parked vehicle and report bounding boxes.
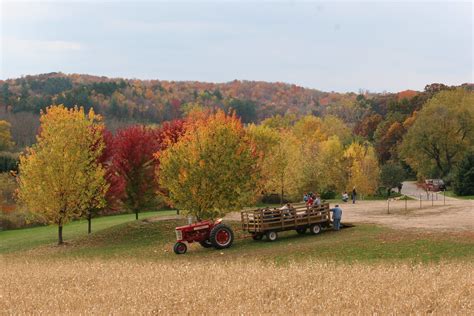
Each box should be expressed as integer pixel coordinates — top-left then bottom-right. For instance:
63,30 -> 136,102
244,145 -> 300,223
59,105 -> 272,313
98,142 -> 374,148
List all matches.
173,218 -> 234,254
241,203 -> 331,241
424,179 -> 446,191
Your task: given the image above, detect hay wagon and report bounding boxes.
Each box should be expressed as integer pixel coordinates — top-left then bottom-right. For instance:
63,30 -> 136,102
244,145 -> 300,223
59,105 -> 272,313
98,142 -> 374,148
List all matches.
241,203 -> 331,241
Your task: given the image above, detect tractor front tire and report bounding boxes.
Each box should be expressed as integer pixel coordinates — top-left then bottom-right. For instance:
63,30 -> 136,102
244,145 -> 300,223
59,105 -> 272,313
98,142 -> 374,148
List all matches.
173,242 -> 187,254
210,224 -> 234,249
199,240 -> 213,248
266,231 -> 278,241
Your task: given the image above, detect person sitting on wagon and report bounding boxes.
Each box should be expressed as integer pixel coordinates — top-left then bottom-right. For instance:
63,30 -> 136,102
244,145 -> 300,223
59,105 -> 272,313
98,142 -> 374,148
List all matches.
312,194 -> 321,207
303,193 -> 308,203
279,203 -> 293,217
330,205 -> 343,231
342,191 -> 349,203
306,194 -> 314,207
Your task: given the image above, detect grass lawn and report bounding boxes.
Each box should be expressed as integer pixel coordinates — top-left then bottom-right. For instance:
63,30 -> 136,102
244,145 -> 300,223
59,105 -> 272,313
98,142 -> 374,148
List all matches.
0,210 -> 177,254
2,216 -> 473,263
444,190 -> 474,200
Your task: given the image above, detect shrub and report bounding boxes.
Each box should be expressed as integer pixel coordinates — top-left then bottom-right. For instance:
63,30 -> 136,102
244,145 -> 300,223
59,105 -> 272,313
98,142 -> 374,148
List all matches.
0,172 -> 17,204
0,208 -> 47,230
320,189 -> 336,200
0,152 -> 19,172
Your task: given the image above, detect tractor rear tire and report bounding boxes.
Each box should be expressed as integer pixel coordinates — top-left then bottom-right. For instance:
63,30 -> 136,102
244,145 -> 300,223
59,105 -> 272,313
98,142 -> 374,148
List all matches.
173,242 -> 187,254
296,227 -> 307,235
199,240 -> 213,248
210,224 -> 234,249
310,224 -> 322,235
266,231 -> 278,241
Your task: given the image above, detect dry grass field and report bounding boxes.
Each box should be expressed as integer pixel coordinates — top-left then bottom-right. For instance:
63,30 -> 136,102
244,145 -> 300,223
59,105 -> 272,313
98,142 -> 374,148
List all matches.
2,201 -> 473,314
1,258 -> 472,314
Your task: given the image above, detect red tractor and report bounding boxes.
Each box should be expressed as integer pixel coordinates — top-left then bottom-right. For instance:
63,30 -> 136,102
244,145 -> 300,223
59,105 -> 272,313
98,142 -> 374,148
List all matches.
173,219 -> 234,254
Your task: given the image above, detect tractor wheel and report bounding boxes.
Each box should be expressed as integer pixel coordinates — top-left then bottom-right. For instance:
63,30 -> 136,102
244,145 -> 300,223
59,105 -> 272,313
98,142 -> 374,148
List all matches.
210,224 -> 234,249
252,233 -> 264,241
266,231 -> 278,241
173,242 -> 187,254
296,227 -> 307,235
199,240 -> 213,248
310,224 -> 322,235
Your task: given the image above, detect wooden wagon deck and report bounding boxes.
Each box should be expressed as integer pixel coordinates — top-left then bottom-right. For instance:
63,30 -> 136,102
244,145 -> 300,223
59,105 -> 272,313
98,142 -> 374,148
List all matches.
241,203 -> 331,234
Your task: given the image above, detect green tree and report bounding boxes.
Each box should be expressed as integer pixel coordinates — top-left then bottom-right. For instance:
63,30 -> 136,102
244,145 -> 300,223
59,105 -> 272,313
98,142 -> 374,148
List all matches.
380,162 -> 406,196
453,152 -> 474,196
18,105 -> 108,244
400,89 -> 474,177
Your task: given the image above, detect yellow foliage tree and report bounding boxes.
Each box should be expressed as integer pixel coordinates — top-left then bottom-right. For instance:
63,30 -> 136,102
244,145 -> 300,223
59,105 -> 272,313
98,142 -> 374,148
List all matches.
263,131 -> 304,202
158,111 -> 259,219
246,124 -> 280,195
344,142 -> 380,196
18,105 -> 108,244
0,120 -> 15,151
316,136 -> 346,193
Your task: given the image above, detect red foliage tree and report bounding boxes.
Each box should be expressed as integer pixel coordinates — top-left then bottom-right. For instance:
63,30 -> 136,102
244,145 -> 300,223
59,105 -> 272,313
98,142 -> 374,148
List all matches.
109,120 -> 185,219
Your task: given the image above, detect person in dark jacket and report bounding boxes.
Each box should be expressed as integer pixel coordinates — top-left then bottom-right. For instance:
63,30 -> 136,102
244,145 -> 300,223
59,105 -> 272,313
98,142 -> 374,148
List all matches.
352,187 -> 357,204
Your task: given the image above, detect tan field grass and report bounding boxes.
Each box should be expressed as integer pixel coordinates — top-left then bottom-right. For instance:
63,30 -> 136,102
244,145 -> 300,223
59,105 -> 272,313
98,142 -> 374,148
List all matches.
1,258 -> 472,314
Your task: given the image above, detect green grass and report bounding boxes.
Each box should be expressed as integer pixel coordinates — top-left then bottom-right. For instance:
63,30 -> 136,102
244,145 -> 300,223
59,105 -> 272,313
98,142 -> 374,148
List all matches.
444,190 -> 474,200
2,216 -> 472,264
0,210 -> 176,254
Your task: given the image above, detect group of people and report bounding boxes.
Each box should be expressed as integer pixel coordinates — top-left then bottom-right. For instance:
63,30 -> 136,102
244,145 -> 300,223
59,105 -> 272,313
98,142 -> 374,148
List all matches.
341,187 -> 357,204
303,192 -> 322,207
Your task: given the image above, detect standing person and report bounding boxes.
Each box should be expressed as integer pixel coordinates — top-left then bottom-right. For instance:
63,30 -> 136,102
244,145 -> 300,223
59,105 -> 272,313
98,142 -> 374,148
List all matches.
330,205 -> 343,231
352,187 -> 357,204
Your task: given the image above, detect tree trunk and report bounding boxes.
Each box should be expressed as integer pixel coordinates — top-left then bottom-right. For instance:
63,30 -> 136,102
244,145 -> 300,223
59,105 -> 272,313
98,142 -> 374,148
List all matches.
58,225 -> 63,245
88,213 -> 92,234
387,188 -> 391,197
280,175 -> 284,204
135,210 -> 138,220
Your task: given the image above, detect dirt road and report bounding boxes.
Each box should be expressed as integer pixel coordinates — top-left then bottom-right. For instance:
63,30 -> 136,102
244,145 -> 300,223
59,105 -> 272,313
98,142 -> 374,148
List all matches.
225,198 -> 473,232
401,181 -> 458,201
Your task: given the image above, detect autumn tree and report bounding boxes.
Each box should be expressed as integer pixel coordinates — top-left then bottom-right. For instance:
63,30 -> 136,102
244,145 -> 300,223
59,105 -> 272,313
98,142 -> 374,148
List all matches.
246,124 -> 280,196
400,89 -> 474,178
158,111 -> 259,219
111,126 -> 161,219
0,120 -> 14,151
18,105 -> 108,244
316,136 -> 346,194
353,114 -> 383,141
344,142 -> 380,196
264,130 -> 304,202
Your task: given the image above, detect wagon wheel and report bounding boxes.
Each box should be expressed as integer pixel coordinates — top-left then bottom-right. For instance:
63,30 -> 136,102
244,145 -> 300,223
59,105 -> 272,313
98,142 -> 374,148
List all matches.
199,240 -> 213,248
252,233 -> 264,241
309,224 -> 321,235
296,227 -> 307,235
173,242 -> 187,254
210,224 -> 234,249
266,231 -> 278,241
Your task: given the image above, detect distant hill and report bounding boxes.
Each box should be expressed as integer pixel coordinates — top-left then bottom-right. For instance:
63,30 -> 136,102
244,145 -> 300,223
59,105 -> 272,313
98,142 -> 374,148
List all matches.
0,72 -> 471,147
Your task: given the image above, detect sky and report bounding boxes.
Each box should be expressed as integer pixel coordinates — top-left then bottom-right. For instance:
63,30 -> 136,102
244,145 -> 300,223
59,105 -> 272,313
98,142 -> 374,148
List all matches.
0,0 -> 472,92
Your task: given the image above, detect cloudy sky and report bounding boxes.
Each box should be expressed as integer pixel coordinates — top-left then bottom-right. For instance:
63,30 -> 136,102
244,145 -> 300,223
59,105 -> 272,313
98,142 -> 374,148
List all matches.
1,0 -> 472,92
